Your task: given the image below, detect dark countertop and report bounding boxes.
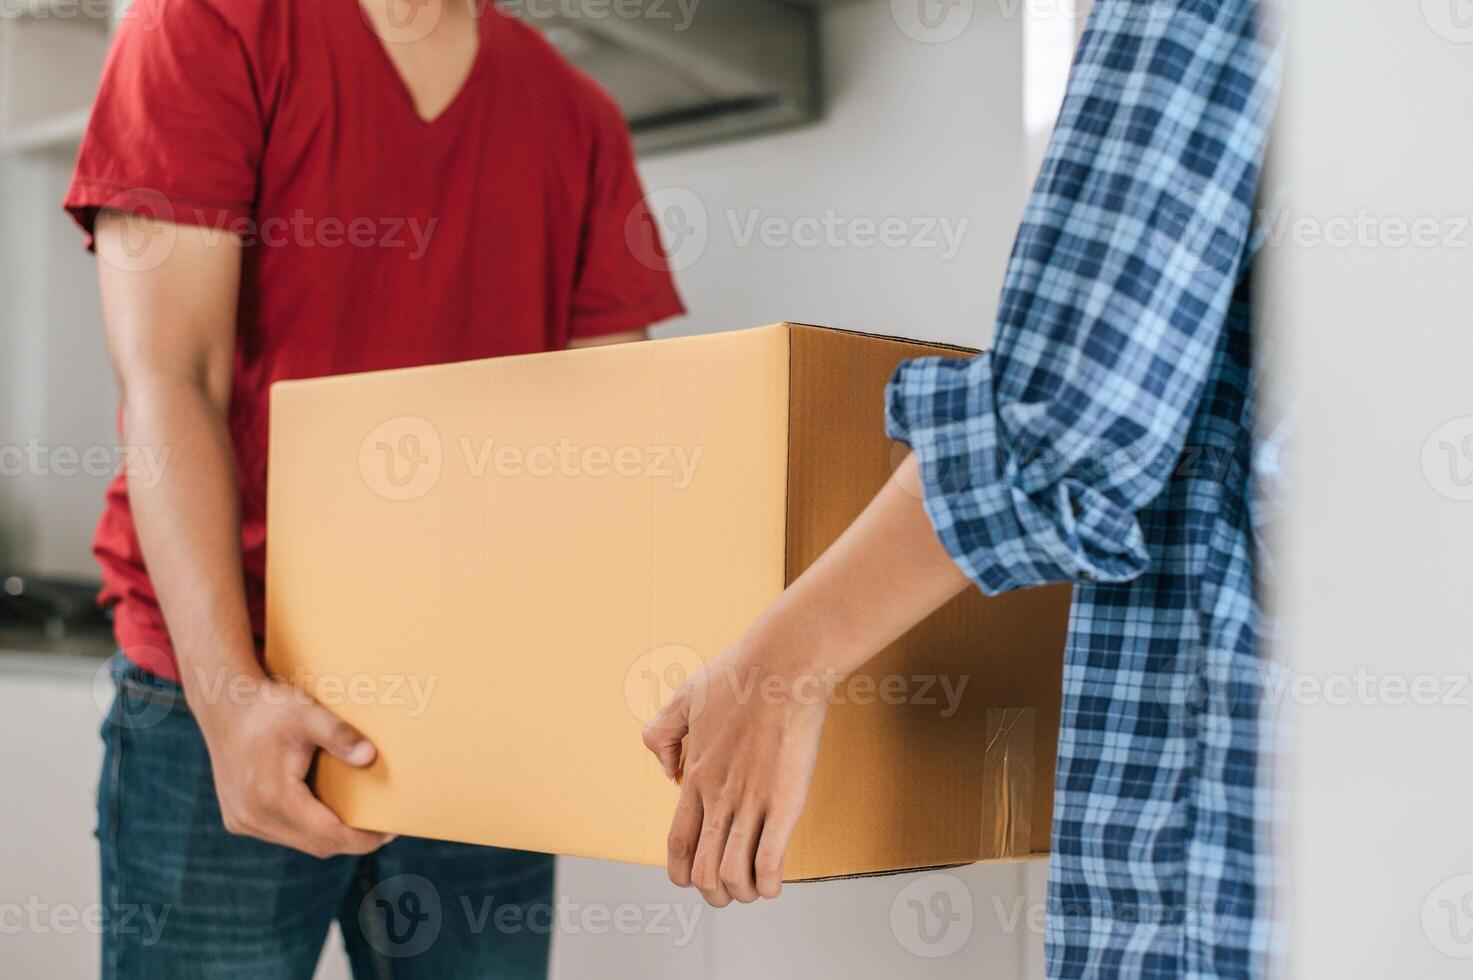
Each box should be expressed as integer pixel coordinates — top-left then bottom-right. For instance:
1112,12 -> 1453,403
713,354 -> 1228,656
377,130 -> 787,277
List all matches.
0,627 -> 115,661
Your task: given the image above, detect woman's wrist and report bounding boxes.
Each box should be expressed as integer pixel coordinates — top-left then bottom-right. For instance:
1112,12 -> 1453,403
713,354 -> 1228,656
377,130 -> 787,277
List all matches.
740,596 -> 861,695
733,451 -> 971,703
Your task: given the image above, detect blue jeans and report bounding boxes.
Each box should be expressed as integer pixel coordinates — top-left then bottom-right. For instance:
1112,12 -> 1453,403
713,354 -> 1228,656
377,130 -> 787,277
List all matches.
97,653 -> 554,979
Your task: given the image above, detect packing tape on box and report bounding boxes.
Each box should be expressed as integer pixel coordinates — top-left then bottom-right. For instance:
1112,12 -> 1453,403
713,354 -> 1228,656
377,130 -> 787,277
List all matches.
982,707 -> 1036,859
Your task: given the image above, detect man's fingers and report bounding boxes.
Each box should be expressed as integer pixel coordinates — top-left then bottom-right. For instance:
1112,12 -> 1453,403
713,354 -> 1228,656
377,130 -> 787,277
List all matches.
690,797 -> 734,908
278,781 -> 394,857
642,690 -> 691,781
302,704 -> 376,767
753,800 -> 801,899
666,781 -> 703,888
718,808 -> 762,904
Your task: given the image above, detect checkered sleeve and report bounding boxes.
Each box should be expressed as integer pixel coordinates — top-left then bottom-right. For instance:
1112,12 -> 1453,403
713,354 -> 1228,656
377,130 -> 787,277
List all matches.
887,0 -> 1278,595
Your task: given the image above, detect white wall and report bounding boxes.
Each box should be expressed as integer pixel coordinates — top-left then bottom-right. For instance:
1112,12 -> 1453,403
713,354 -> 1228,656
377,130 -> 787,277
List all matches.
0,148 -> 117,577
1271,1 -> 1473,976
639,0 -> 1030,350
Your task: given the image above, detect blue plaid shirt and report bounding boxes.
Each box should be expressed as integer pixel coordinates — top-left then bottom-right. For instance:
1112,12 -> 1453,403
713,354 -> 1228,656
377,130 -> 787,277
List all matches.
886,2 -> 1281,977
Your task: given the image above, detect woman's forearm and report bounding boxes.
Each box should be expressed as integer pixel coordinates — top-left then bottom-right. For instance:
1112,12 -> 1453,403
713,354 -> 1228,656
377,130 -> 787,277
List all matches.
743,452 -> 971,684
643,452 -> 973,903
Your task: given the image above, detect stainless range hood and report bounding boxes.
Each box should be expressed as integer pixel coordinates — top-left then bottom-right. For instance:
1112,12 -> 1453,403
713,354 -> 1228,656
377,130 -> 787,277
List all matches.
507,0 -> 820,154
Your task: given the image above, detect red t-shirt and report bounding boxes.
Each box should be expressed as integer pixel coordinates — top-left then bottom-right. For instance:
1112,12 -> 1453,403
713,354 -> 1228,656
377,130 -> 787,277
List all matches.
65,0 -> 684,681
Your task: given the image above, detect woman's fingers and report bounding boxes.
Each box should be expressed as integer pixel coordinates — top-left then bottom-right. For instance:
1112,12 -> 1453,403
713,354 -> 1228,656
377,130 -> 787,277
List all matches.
753,798 -> 802,899
689,795 -> 734,908
666,780 -> 703,887
719,808 -> 763,903
649,643 -> 830,907
642,688 -> 691,781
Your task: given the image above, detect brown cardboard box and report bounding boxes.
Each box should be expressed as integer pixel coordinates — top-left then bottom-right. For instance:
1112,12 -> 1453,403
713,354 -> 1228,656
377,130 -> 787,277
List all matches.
265,322 -> 1069,881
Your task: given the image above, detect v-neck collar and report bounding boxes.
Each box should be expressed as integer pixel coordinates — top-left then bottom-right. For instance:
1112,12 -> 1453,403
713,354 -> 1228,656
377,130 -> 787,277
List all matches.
353,0 -> 495,128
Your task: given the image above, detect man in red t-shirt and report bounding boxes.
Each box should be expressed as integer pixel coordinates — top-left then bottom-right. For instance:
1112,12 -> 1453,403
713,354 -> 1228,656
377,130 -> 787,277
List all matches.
65,0 -> 682,974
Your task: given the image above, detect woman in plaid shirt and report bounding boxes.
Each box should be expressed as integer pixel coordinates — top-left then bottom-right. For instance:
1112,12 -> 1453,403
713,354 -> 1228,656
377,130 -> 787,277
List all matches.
643,1 -> 1282,976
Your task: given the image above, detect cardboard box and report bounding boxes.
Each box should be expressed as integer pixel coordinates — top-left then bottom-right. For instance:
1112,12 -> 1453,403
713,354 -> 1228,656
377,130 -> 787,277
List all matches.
265,323 -> 1069,881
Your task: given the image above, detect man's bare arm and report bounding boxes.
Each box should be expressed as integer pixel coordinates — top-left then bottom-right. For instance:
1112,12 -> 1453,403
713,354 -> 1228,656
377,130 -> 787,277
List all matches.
568,328 -> 647,348
96,211 -> 391,858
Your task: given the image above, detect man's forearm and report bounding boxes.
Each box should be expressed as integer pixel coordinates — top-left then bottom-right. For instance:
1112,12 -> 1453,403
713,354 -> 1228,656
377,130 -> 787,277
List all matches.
568,328 -> 648,349
95,214 -> 390,857
742,453 -> 970,683
123,378 -> 262,706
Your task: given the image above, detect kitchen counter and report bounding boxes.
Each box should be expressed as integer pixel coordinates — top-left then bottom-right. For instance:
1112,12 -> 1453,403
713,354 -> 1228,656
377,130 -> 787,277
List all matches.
0,626 -> 113,655
0,628 -> 113,677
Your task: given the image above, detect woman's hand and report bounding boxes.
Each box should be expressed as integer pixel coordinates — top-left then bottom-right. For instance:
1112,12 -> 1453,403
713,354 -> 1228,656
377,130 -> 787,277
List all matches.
642,641 -> 830,906
641,454 -> 971,907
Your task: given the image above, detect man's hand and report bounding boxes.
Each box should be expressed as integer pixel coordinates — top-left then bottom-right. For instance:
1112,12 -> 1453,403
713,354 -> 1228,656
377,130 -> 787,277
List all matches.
96,211 -> 391,858
195,672 -> 394,858
642,643 -> 829,906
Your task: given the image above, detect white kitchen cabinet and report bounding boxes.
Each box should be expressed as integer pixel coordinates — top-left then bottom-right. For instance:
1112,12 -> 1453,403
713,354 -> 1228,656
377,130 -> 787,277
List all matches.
0,656 -> 355,979
0,0 -> 111,153
0,655 -> 109,978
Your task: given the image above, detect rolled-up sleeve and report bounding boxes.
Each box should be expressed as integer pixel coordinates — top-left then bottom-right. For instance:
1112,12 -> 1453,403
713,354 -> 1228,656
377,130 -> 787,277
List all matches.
887,0 -> 1280,595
